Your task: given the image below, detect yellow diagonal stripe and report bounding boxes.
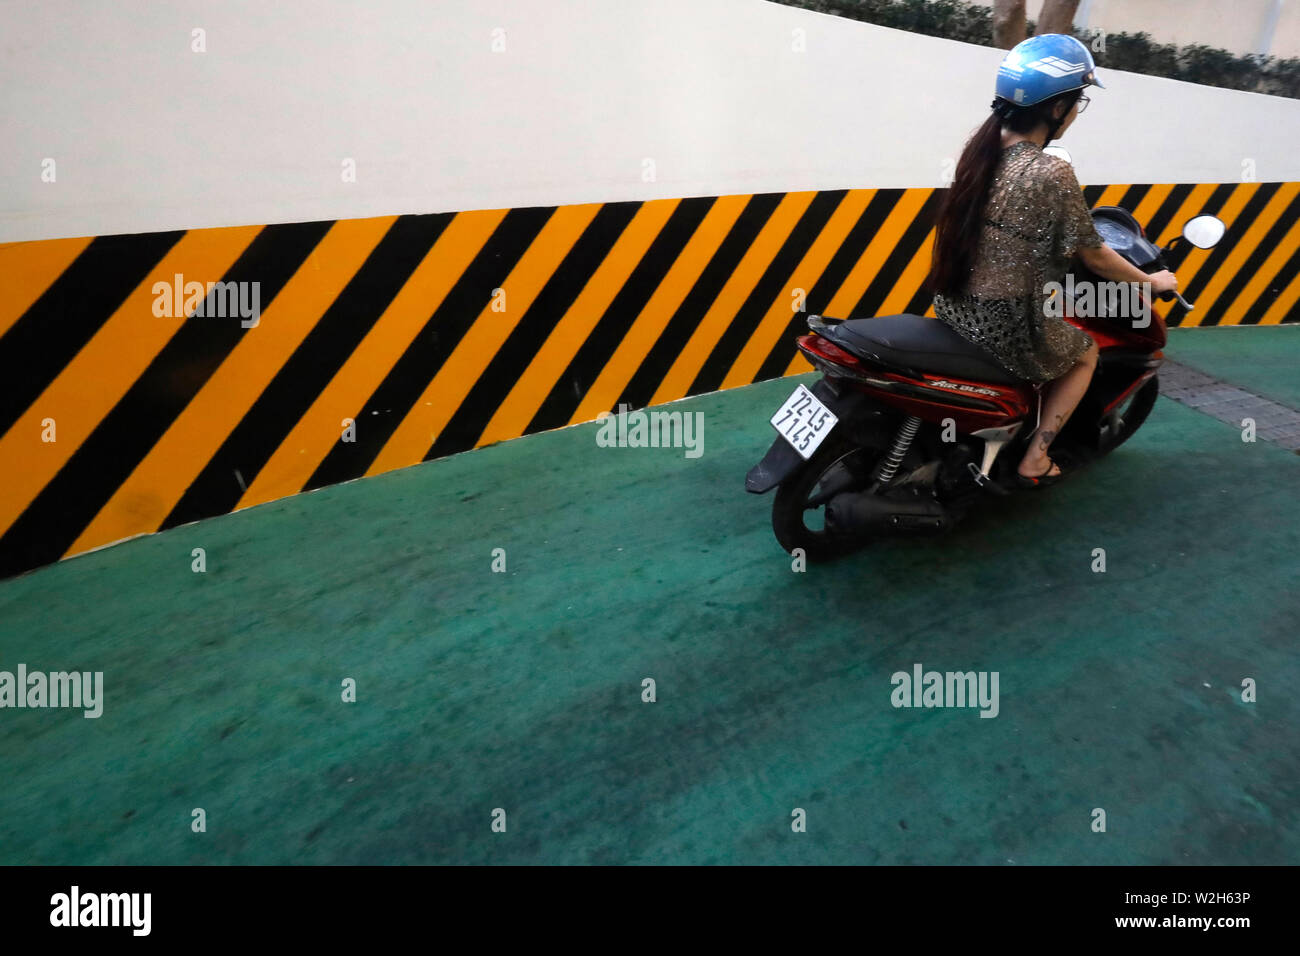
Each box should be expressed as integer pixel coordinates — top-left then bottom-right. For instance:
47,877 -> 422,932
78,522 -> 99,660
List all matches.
369,203 -> 600,476
779,189 -> 928,378
1131,183 -> 1175,231
649,191 -> 817,406
0,235 -> 95,338
69,217 -> 396,554
569,196 -> 750,425
822,189 -> 929,320
0,226 -> 262,539
785,351 -> 813,376
1152,183 -> 1219,247
1178,183 -> 1260,327
876,226 -> 937,316
722,190 -> 874,390
1222,203 -> 1300,326
1258,267 -> 1300,325
236,209 -> 509,510
1093,183 -> 1129,209
477,199 -> 678,446
1202,183 -> 1299,325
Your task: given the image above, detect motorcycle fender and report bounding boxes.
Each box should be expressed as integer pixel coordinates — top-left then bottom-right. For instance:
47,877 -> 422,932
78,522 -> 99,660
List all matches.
744,379 -> 880,494
745,435 -> 805,493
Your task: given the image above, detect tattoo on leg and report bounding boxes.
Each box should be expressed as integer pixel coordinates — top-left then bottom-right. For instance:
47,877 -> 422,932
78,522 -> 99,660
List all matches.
1036,415 -> 1063,451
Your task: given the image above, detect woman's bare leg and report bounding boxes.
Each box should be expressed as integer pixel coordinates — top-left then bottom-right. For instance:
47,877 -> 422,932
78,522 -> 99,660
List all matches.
1018,339 -> 1099,478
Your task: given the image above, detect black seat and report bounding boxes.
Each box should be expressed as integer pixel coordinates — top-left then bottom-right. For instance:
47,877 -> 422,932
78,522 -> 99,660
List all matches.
823,314 -> 1026,385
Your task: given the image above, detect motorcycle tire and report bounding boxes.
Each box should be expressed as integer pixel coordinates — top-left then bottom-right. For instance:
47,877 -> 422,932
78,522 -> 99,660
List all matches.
1097,375 -> 1159,454
771,433 -> 883,563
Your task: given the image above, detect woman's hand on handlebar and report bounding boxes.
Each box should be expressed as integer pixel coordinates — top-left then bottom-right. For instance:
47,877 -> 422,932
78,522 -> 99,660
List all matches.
1149,269 -> 1178,297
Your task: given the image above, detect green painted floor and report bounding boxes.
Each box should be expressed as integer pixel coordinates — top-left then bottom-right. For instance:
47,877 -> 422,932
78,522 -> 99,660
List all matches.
1,329 -> 1297,865
1168,325 -> 1300,408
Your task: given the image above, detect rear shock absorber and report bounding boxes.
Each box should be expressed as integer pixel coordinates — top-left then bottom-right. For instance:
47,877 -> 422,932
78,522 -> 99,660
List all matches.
869,415 -> 922,490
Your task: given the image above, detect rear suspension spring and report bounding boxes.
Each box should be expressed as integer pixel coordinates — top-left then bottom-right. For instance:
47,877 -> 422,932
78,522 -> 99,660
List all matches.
871,415 -> 922,486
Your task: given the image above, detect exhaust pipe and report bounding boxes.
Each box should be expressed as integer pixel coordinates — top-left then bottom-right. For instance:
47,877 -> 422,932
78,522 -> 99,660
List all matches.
825,490 -> 952,535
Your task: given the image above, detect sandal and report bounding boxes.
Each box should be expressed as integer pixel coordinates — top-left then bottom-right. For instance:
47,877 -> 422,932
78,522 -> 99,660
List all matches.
1015,456 -> 1066,488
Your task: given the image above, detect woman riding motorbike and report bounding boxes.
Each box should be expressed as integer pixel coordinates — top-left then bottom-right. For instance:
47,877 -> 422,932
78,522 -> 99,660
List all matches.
928,34 -> 1178,486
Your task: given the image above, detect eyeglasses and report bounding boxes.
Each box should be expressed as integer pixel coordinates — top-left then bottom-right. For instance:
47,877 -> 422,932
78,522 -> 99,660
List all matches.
1076,94 -> 1091,114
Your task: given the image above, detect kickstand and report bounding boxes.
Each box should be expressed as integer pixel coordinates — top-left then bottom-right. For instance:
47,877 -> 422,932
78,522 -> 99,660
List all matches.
967,462 -> 1010,496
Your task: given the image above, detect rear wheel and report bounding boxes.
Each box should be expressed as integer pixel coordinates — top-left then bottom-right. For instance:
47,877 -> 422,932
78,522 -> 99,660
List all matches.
772,434 -> 883,562
1096,375 -> 1159,454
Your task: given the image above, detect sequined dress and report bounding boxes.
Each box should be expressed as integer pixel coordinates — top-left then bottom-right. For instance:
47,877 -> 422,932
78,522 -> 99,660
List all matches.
932,140 -> 1103,383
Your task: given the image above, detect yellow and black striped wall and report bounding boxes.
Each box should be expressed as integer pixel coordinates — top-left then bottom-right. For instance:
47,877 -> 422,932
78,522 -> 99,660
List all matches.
1,178 -> 1297,578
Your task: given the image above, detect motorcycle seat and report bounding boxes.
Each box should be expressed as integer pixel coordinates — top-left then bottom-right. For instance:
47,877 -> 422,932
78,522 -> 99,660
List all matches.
825,314 -> 1027,386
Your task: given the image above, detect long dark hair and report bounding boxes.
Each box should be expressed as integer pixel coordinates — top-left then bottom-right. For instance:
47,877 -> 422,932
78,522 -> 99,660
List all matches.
929,89 -> 1082,296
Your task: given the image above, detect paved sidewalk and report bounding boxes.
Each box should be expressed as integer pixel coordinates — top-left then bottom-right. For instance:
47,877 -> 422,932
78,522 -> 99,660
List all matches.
1159,360 -> 1300,450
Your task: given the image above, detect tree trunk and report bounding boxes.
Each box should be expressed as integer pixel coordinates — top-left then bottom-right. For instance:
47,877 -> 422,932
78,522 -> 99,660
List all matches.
993,0 -> 1027,49
1037,0 -> 1080,36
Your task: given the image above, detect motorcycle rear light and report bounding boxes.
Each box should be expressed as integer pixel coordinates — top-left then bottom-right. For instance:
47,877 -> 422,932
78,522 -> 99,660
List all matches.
797,338 -> 878,384
797,336 -> 858,367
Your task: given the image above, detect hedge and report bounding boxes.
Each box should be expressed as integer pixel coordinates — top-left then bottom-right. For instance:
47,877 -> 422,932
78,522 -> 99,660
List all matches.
775,0 -> 1300,99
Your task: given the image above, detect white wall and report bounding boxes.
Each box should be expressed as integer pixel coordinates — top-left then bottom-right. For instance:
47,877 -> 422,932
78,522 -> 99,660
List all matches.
2,0 -> 1299,244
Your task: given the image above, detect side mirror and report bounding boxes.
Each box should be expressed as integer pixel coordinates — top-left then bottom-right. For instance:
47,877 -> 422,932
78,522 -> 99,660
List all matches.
1042,145 -> 1072,164
1182,215 -> 1225,249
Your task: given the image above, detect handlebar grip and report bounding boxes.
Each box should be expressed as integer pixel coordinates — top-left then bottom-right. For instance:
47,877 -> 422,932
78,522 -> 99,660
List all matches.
1156,289 -> 1195,310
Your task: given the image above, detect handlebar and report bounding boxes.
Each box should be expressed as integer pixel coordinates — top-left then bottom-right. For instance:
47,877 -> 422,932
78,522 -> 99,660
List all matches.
1153,251 -> 1193,310
1157,288 -> 1195,311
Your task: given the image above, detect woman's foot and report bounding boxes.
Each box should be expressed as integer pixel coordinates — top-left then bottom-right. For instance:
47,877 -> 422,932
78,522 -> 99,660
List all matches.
1017,454 -> 1062,480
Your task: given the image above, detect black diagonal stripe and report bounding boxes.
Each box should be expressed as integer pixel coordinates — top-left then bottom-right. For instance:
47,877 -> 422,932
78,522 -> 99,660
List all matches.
1145,182 -> 1195,241
1115,183 -> 1152,212
617,193 -> 783,410
305,206 -> 554,490
1183,182 -> 1281,305
904,276 -> 936,317
1240,243 -> 1300,325
1083,184 -> 1106,206
688,190 -> 846,395
525,197 -> 715,434
1163,184 -> 1237,326
1165,184 -> 1235,268
0,221 -> 330,580
1202,189 -> 1300,326
754,189 -> 905,382
0,230 -> 185,436
161,214 -> 451,530
852,190 -> 941,319
426,202 -> 641,458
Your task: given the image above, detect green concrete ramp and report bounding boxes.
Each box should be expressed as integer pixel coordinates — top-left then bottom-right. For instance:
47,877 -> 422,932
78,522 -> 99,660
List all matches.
1,329 -> 1297,864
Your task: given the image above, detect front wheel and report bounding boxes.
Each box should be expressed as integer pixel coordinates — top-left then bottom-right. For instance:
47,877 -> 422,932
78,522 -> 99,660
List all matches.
772,433 -> 882,562
1096,375 -> 1159,454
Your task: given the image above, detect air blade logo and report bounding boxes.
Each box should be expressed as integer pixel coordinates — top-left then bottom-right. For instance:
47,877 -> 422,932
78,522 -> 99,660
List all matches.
1025,56 -> 1088,78
929,379 -> 1001,397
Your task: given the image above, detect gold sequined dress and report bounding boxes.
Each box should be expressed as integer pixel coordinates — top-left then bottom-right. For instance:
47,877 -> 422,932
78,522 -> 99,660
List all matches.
933,140 -> 1103,383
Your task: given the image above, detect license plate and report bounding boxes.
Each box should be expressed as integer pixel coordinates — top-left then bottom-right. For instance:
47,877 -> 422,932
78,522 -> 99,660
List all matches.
770,384 -> 837,459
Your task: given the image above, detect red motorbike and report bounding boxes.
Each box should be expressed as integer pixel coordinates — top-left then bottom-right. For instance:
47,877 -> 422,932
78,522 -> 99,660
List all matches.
745,203 -> 1226,561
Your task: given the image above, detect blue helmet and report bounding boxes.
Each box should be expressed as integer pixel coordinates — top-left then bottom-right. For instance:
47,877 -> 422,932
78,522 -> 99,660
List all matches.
995,34 -> 1104,107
